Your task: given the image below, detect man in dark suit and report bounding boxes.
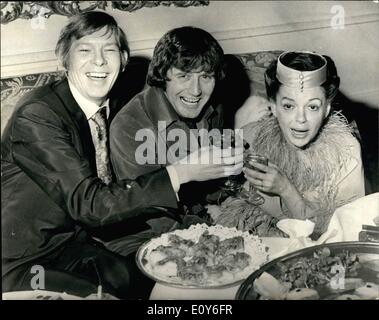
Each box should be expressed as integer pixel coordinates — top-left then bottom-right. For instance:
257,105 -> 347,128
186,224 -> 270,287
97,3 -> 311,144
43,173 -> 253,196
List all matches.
1,12 -> 181,299
2,12 -> 243,299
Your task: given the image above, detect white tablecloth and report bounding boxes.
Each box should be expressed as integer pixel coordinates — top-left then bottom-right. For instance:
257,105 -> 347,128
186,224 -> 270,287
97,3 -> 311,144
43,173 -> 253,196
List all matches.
322,192 -> 379,242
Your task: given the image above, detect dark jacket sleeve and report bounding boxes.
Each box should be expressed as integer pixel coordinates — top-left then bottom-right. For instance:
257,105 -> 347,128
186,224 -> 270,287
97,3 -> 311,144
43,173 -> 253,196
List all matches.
10,102 -> 178,227
110,96 -> 162,181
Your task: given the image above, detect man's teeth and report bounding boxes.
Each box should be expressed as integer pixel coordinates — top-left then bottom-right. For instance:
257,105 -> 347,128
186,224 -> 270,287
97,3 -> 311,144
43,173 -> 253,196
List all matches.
181,97 -> 200,104
86,72 -> 107,78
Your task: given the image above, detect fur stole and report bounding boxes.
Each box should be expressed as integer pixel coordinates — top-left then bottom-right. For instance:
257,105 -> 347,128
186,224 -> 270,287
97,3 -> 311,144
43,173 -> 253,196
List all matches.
241,111 -> 357,233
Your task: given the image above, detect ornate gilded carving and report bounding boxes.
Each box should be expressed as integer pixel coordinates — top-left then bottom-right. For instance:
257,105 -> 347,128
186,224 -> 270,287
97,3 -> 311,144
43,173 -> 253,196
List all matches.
1,1 -> 210,24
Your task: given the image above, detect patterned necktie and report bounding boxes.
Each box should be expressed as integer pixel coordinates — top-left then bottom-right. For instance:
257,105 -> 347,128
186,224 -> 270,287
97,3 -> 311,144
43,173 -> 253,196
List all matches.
89,107 -> 112,185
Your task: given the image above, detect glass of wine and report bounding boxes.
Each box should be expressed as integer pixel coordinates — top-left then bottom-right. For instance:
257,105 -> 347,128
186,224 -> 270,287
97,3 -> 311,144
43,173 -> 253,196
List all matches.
208,131 -> 251,201
216,131 -> 244,195
239,152 -> 268,205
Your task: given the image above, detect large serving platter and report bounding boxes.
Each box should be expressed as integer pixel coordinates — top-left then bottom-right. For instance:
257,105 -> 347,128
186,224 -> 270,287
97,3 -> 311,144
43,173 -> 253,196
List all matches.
136,223 -> 273,288
236,241 -> 379,300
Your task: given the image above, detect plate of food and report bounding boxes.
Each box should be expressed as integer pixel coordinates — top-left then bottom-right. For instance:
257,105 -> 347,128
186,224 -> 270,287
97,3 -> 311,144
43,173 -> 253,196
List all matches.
236,242 -> 379,300
2,290 -> 83,300
136,223 -> 271,288
2,289 -> 118,300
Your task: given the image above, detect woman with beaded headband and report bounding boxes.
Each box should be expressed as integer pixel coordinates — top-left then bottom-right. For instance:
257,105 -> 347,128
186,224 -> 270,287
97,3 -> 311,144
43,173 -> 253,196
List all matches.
211,51 -> 365,238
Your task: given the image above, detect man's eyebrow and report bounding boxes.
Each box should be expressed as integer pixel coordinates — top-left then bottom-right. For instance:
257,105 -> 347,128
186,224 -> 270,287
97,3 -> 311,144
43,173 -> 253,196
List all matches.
75,42 -> 118,46
186,71 -> 215,75
171,70 -> 186,75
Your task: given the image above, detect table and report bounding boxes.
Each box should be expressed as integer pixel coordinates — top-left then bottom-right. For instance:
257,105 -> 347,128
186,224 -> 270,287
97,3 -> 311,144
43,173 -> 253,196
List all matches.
149,237 -> 292,300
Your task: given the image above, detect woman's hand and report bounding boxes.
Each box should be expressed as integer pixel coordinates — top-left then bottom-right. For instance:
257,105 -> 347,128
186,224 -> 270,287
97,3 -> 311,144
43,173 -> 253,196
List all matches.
244,161 -> 314,220
243,160 -> 321,221
243,161 -> 291,196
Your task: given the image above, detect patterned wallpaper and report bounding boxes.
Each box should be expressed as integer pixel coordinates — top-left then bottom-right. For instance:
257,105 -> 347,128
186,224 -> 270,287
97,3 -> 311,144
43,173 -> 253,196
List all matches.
1,1 -> 209,24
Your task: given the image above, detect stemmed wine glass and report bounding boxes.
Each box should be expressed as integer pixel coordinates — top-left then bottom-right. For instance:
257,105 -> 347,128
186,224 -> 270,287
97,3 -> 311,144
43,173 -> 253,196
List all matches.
238,152 -> 268,205
213,131 -> 244,195
209,131 -> 267,205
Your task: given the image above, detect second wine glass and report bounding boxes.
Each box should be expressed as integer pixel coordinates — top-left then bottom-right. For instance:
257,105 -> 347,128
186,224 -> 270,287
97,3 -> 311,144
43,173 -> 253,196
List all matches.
239,152 -> 268,205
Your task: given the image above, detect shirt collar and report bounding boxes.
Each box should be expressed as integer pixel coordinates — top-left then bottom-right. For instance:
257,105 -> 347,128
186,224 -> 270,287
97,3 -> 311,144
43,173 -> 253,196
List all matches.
68,80 -> 110,120
146,87 -> 216,132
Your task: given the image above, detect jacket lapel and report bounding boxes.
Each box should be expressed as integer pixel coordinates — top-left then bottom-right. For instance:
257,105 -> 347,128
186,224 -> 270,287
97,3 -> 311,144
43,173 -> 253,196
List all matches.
53,79 -> 96,170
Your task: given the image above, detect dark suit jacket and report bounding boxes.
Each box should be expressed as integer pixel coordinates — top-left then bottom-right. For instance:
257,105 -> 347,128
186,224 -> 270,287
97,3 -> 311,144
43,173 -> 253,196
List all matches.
1,79 -> 178,277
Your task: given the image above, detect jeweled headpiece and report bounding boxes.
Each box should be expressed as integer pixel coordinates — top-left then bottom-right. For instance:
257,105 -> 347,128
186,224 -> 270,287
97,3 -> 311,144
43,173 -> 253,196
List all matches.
276,51 -> 327,91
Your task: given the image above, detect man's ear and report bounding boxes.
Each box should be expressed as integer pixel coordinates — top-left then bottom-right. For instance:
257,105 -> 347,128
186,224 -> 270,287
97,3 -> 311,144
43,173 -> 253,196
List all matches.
58,60 -> 69,77
121,51 -> 129,71
57,59 -> 66,71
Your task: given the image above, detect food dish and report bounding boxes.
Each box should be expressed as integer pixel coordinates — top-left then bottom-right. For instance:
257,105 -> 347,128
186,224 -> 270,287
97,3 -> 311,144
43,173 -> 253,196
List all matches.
2,290 -> 83,300
136,223 -> 271,288
236,242 -> 379,300
2,289 -> 118,300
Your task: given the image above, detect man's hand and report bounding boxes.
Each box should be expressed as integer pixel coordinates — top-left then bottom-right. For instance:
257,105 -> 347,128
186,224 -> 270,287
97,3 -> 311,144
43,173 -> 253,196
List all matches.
173,145 -> 243,185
